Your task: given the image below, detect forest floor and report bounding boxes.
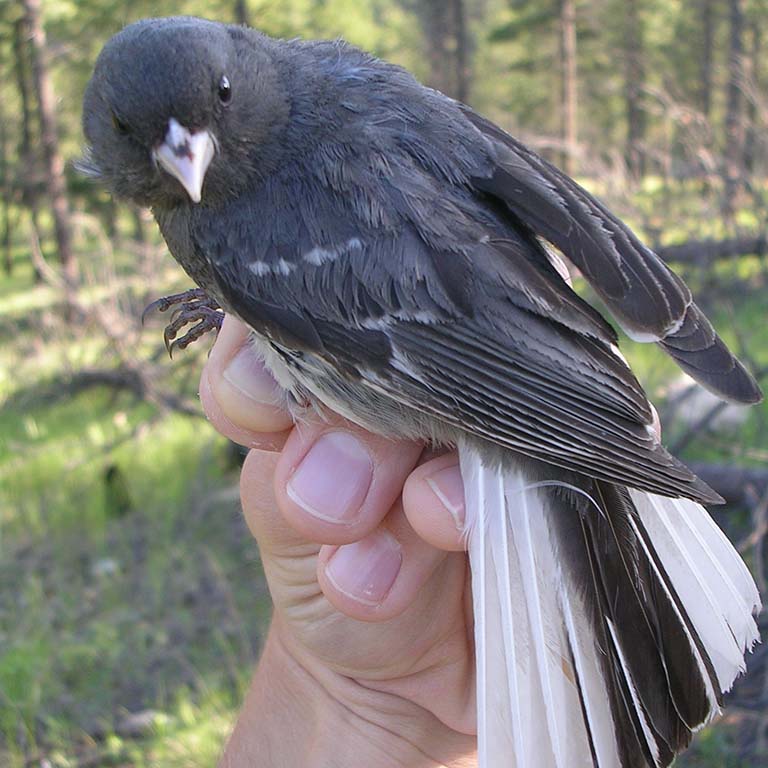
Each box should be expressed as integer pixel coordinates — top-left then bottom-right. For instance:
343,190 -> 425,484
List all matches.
0,230 -> 272,766
0,191 -> 766,767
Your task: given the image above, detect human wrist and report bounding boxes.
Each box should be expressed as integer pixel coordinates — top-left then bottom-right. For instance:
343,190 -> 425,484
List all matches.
219,620 -> 476,767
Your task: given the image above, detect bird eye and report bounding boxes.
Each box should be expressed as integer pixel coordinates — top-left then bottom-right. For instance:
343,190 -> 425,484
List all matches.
111,112 -> 130,135
218,75 -> 232,105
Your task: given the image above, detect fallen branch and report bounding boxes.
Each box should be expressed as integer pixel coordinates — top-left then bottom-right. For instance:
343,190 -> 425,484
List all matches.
656,235 -> 767,266
668,366 -> 768,455
744,486 -> 768,594
4,365 -> 202,422
688,461 -> 768,507
64,366 -> 202,419
63,367 -> 147,398
669,399 -> 731,454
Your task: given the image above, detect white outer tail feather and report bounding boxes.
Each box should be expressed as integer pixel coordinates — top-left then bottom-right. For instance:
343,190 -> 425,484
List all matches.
459,442 -> 761,768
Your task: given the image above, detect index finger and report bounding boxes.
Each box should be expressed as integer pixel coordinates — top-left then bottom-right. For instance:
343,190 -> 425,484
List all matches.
200,315 -> 294,448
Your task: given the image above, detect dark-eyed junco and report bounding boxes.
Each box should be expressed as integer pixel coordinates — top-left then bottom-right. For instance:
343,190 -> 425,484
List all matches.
82,17 -> 761,768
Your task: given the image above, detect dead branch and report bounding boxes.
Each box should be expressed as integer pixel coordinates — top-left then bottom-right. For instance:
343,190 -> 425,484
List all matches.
25,215 -> 205,420
669,365 -> 768,455
745,486 -> 768,594
687,461 -> 768,507
63,367 -> 201,419
656,235 -> 768,266
669,399 -> 732,454
61,367 -> 147,398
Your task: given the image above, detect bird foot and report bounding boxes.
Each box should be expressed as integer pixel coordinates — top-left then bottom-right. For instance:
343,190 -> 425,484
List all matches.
143,288 -> 223,356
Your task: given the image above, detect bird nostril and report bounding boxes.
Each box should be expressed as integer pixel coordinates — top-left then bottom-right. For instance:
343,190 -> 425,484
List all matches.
171,141 -> 193,160
151,121 -> 215,204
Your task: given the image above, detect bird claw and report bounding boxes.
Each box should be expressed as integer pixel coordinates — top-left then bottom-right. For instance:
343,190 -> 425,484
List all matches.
141,288 -> 211,325
143,288 -> 223,357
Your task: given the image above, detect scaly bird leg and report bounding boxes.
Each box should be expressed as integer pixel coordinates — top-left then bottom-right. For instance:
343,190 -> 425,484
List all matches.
142,288 -> 223,357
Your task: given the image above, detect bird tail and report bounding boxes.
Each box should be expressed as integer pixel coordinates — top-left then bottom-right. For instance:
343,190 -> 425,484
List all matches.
459,442 -> 761,768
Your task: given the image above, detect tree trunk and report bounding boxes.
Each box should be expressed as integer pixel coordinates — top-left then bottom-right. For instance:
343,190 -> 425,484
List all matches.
13,17 -> 44,284
743,24 -> 760,176
656,235 -> 767,266
103,196 -> 118,241
452,0 -> 470,103
624,0 -> 647,179
132,207 -> 147,244
699,0 -> 715,119
13,19 -> 35,173
22,0 -> 78,304
688,462 -> 768,509
559,0 -> 578,175
0,96 -> 12,276
407,0 -> 477,102
234,0 -> 250,25
723,0 -> 746,222
419,0 -> 452,96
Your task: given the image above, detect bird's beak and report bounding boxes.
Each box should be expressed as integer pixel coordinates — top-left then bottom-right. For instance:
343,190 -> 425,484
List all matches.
153,118 -> 215,203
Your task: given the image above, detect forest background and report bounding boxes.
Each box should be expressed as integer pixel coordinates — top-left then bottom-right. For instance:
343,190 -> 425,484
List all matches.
1,0 -> 767,766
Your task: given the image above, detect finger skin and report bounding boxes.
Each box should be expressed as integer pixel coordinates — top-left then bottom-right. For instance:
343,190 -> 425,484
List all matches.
200,367 -> 290,451
239,447 -> 476,736
403,452 -> 467,553
205,314 -> 471,627
202,316 -> 471,550
316,502 -> 452,622
241,446 -> 462,630
200,314 -> 293,449
205,315 -> 293,434
240,448 -> 295,548
273,420 -> 424,546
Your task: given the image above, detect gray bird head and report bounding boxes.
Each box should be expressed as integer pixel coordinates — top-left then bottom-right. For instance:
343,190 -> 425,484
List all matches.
81,16 -> 289,208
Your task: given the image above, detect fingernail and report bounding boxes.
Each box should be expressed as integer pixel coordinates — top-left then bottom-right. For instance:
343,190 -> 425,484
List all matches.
325,530 -> 402,605
426,464 -> 465,529
287,432 -> 373,524
223,345 -> 281,404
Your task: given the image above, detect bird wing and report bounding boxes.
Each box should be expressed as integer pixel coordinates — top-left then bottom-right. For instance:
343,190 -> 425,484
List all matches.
459,106 -> 762,405
194,159 -> 719,502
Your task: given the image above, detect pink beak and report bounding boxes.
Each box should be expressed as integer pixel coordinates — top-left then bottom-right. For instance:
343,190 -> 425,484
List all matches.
153,118 -> 215,203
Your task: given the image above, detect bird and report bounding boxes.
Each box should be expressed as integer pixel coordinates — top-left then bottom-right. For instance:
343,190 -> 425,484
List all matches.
82,16 -> 762,768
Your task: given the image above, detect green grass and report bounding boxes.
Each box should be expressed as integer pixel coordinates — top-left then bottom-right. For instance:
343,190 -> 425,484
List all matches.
0,224 -> 272,766
677,726 -> 756,768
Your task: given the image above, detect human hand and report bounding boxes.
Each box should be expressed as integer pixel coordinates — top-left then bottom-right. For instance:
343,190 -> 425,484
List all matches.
200,316 -> 477,767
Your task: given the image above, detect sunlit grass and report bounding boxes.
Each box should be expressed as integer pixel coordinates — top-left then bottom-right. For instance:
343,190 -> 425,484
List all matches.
678,724 -> 755,768
1,691 -> 237,768
0,279 -> 59,318
0,390 -> 267,762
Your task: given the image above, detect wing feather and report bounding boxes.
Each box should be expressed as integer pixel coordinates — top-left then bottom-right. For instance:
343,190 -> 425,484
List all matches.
461,107 -> 762,404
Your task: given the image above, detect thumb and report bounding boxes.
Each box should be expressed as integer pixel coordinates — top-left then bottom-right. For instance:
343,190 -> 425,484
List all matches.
240,447 -> 318,558
240,448 -> 326,630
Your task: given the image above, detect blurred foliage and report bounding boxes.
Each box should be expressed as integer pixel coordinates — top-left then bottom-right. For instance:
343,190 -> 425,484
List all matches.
0,0 -> 767,766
